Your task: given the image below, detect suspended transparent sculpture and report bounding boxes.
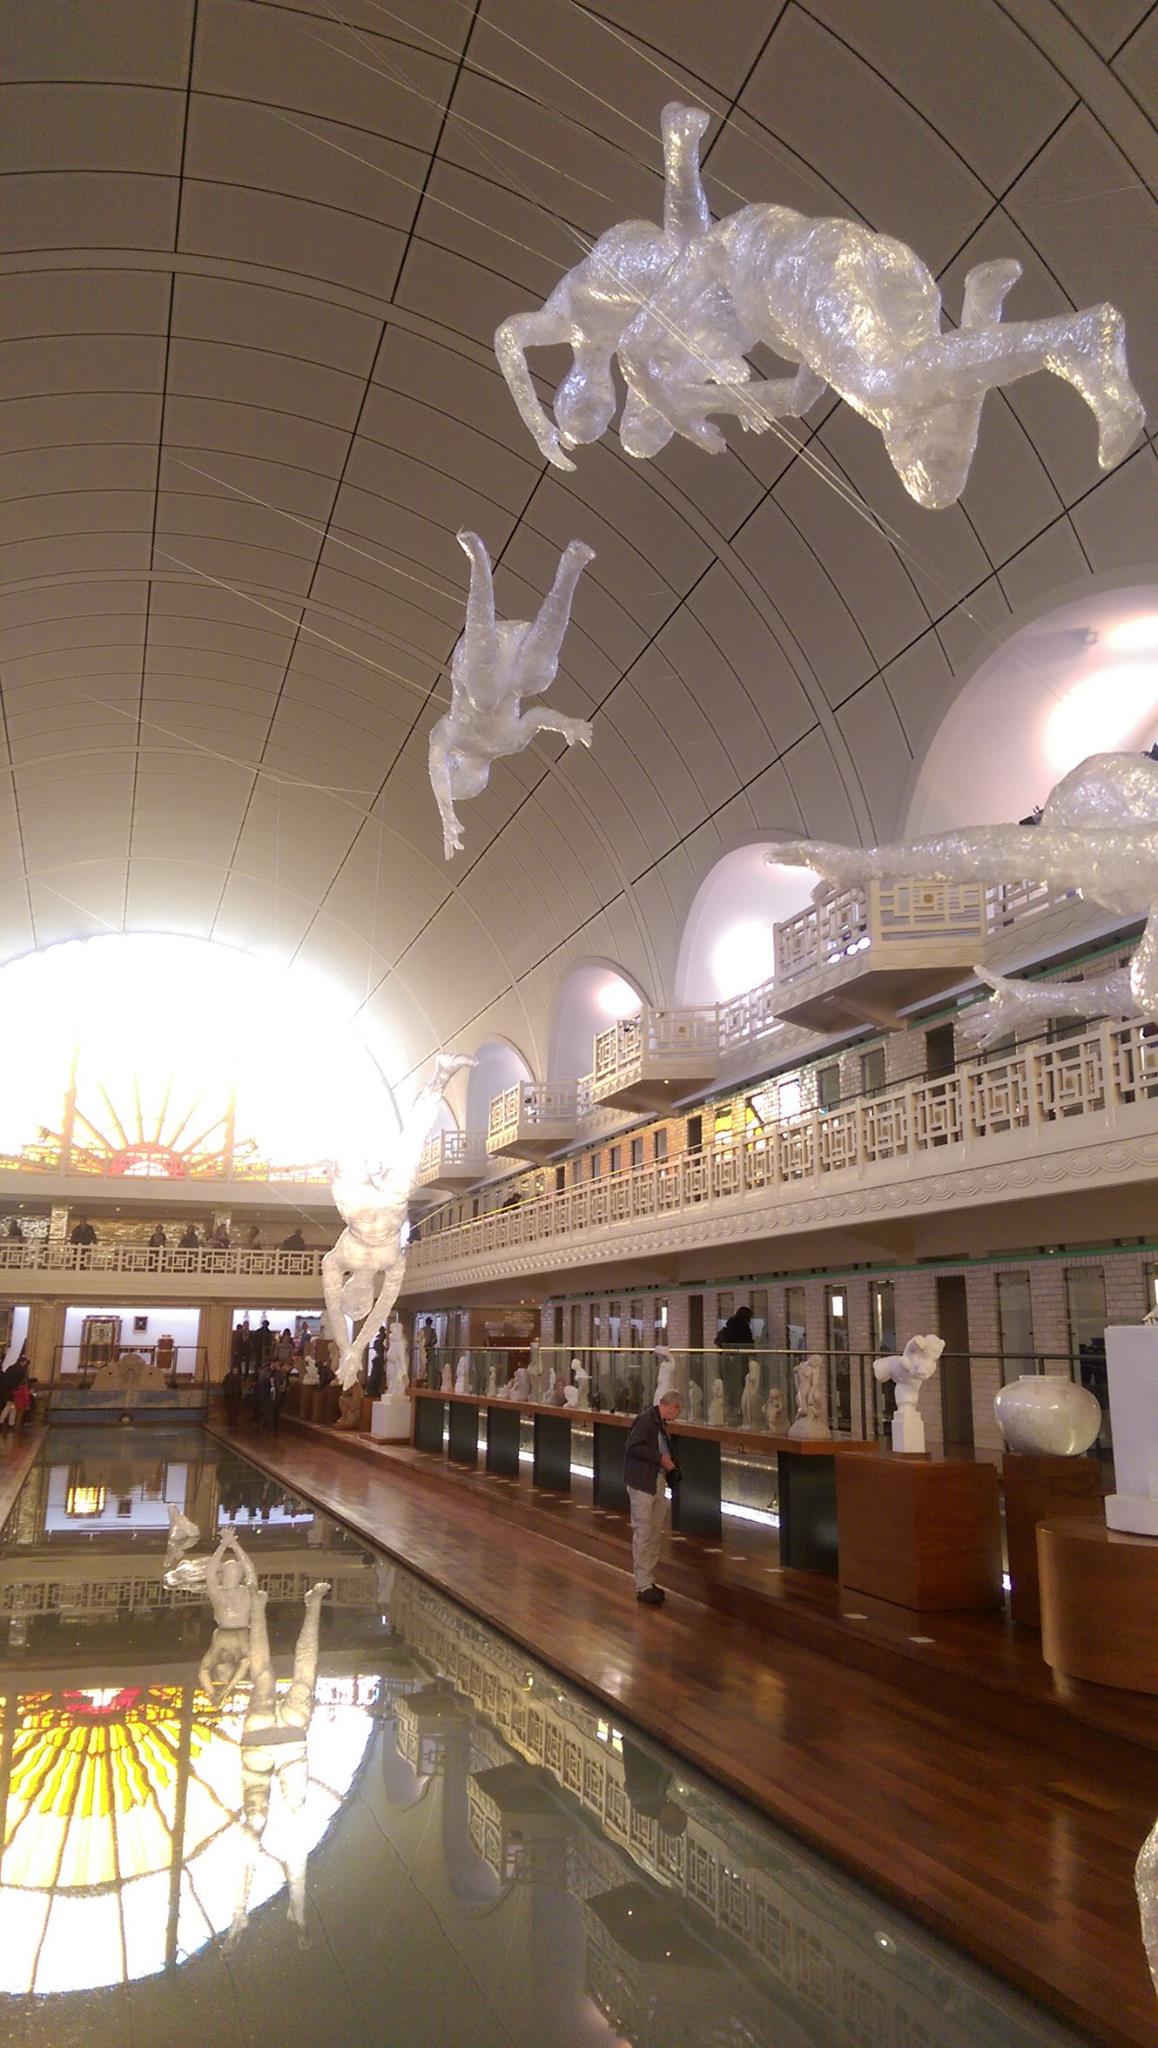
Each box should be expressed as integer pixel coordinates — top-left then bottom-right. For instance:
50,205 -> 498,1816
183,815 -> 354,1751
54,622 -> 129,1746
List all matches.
429,530 -> 595,859
496,102 -> 1143,509
773,751 -> 1158,1044
324,1054 -> 474,1387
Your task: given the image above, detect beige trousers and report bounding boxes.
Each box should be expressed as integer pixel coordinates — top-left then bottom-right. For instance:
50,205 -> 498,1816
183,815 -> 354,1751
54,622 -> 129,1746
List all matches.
628,1483 -> 670,1592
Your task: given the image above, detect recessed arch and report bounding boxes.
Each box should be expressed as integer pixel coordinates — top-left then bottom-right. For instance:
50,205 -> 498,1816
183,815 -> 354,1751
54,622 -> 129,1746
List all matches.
905,583 -> 1158,836
547,959 -> 647,1082
674,840 -> 817,1006
464,1036 -> 533,1127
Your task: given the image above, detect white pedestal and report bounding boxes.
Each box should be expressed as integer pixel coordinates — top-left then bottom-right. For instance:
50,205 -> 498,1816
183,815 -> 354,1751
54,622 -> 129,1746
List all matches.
892,1406 -> 926,1455
371,1395 -> 412,1443
1104,1325 -> 1158,1535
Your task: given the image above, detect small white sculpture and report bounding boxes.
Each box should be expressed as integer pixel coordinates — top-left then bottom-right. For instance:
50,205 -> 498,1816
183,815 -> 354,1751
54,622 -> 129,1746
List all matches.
740,1361 -> 762,1429
428,530 -> 595,860
454,1355 -> 471,1395
413,1321 -> 429,1386
385,1318 -> 409,1399
570,1361 -> 590,1410
873,1335 -> 945,1454
508,1365 -> 533,1403
323,1052 -> 473,1388
486,1361 -> 498,1398
300,1357 -> 319,1387
788,1354 -> 829,1440
688,1379 -> 703,1422
1138,1816 -> 1158,2000
654,1347 -> 677,1402
439,1361 -> 453,1393
708,1378 -> 726,1426
765,1386 -> 785,1432
777,751 -> 1158,1043
497,103 -> 1142,509
551,1371 -> 570,1406
563,1384 -> 580,1408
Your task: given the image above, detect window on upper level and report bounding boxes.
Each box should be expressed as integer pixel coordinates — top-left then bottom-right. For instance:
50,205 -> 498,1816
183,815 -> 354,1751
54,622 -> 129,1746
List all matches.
926,1023 -> 956,1079
817,1065 -> 841,1111
778,1077 -> 803,1119
630,1136 -> 644,1169
860,1047 -> 886,1096
997,1270 -> 1035,1376
609,1145 -> 622,1174
686,1114 -> 703,1153
654,1127 -> 668,1162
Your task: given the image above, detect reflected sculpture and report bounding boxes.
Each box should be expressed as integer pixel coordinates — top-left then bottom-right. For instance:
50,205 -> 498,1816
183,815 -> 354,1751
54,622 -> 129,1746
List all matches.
775,751 -> 1158,1046
429,530 -> 595,860
324,1054 -> 473,1389
1139,1818 -> 1158,2000
229,1576 -> 330,1949
497,103 -> 1143,508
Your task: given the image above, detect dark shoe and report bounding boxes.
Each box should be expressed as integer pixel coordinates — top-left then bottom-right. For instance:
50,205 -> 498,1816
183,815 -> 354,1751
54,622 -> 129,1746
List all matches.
636,1586 -> 664,1606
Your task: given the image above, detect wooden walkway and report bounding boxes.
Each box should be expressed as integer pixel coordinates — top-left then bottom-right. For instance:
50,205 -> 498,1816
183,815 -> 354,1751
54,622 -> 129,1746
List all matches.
209,1415 -> 1158,2048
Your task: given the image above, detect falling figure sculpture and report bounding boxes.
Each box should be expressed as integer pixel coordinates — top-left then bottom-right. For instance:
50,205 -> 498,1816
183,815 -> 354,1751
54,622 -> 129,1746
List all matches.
323,1053 -> 474,1389
775,751 -> 1158,1045
497,103 -> 1142,509
228,1575 -> 331,1950
428,530 -> 595,859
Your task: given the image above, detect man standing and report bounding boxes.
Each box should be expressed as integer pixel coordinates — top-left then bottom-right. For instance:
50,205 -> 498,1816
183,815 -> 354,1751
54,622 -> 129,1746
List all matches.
623,1391 -> 681,1606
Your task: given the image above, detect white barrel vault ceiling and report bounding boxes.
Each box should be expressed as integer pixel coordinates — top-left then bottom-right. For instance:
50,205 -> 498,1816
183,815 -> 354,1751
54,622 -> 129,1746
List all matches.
0,0 -> 1155,1093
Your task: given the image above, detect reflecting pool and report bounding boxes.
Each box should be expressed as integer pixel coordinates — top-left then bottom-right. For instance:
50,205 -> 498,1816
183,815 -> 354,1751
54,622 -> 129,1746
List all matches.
0,1430 -> 1084,2047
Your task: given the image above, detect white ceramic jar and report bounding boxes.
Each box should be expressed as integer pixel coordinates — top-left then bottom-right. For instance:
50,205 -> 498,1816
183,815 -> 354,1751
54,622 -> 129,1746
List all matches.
993,1372 -> 1101,1457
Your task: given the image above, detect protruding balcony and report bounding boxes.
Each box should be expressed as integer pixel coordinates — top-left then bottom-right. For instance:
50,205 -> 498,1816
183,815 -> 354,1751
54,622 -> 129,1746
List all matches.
415,1128 -> 488,1190
588,1005 -> 720,1112
773,879 -> 991,1030
487,1081 -> 580,1159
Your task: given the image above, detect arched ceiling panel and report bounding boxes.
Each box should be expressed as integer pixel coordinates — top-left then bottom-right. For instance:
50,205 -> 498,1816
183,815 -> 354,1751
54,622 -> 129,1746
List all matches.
0,0 -> 1153,1091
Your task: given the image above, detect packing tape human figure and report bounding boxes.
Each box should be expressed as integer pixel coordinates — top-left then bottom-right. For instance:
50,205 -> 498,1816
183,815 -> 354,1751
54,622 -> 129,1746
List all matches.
774,751 -> 1158,1045
496,103 -> 1143,509
323,1054 -> 474,1390
428,530 -> 595,861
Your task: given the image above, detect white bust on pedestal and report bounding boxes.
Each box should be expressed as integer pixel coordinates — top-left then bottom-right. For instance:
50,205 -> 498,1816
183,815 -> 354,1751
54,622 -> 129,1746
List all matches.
873,1334 -> 944,1454
1105,1323 -> 1158,1534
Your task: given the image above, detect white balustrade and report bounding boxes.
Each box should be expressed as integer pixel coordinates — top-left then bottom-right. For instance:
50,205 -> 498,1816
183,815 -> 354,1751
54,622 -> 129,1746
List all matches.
0,1242 -> 324,1279
404,1019 -> 1157,1279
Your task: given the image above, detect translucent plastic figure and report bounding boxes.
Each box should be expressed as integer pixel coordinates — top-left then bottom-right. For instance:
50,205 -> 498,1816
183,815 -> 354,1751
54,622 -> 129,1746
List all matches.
498,104 -> 1143,509
775,751 -> 1158,1044
429,530 -> 595,860
323,1053 -> 474,1387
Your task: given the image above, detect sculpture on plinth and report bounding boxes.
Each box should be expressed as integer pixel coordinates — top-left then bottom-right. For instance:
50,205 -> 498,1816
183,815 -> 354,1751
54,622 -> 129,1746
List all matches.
507,1364 -> 533,1403
486,1361 -> 498,1398
439,1361 -> 453,1392
323,1052 -> 473,1391
497,103 -> 1142,509
708,1378 -> 726,1426
775,750 -> 1158,1044
873,1335 -> 945,1454
428,530 -> 595,860
454,1355 -> 471,1395
688,1379 -> 703,1422
740,1361 -> 762,1429
385,1318 -> 409,1397
569,1360 -> 590,1410
788,1354 -> 829,1440
335,1378 -> 364,1431
654,1347 -> 680,1403
765,1386 -> 785,1432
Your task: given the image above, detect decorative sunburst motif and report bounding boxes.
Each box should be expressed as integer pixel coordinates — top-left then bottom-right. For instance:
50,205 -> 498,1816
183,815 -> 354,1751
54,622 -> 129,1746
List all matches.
0,1681 -> 375,1995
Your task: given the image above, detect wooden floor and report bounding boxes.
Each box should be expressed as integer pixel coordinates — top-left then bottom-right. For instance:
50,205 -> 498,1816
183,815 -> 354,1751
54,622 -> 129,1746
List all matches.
223,1423 -> 1157,2043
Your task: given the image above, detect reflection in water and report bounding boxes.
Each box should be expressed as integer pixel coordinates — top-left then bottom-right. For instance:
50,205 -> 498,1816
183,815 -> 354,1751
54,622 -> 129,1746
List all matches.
1140,1819 -> 1158,1999
0,1430 -> 1088,2046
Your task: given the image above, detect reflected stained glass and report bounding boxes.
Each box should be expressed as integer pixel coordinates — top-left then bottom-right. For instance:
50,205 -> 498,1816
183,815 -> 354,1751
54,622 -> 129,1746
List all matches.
0,1679 -> 374,1995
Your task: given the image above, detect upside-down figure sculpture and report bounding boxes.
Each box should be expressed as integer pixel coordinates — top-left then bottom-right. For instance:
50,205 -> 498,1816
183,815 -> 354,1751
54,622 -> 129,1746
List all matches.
323,1053 -> 474,1389
429,530 -> 595,859
496,103 -> 1143,509
773,751 -> 1158,1046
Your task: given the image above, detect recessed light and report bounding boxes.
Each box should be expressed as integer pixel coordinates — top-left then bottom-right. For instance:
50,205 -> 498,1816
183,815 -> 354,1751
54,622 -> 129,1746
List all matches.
1105,614 -> 1158,654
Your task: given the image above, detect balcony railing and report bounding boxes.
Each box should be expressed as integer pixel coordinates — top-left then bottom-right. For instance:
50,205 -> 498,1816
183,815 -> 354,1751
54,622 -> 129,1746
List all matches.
0,1146 -> 335,1184
0,1243 -> 325,1280
486,1081 -> 580,1156
415,1129 -> 489,1188
404,1017 -> 1158,1277
774,876 -> 1081,992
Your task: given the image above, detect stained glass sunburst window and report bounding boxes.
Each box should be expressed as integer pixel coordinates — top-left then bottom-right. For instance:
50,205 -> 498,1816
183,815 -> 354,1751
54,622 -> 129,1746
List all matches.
0,1680 -> 374,1994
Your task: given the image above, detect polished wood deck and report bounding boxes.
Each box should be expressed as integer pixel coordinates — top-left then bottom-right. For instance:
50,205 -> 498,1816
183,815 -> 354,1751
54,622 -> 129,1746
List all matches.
214,1419 -> 1157,2046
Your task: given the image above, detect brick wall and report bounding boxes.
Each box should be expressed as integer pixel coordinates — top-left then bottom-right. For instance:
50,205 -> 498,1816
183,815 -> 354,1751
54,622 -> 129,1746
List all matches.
964,1265 -> 1003,1452
895,1269 -> 943,1450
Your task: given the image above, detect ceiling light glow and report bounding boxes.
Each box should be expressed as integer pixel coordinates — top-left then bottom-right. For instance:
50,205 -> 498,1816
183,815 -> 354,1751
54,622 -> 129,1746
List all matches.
1105,615 -> 1158,654
1043,660 -> 1158,775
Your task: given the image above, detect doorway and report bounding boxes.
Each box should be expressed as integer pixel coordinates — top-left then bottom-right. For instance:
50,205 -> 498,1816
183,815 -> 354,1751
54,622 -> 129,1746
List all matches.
935,1274 -> 974,1451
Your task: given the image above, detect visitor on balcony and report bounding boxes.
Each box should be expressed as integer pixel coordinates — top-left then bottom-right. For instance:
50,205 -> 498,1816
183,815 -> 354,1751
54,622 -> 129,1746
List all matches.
69,1216 -> 96,1246
244,1223 -> 261,1249
279,1227 -> 306,1252
148,1224 -> 167,1249
178,1223 -> 201,1249
624,1390 -> 682,1606
5,1217 -> 23,1241
210,1222 -> 231,1249
716,1303 -> 754,1422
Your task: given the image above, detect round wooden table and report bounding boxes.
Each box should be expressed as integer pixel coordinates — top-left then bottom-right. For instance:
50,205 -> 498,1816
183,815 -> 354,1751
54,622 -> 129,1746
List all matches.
1039,1515 -> 1158,1694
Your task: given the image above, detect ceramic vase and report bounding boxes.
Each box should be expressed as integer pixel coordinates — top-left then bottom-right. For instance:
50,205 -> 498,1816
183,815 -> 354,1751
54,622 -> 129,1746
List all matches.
993,1373 -> 1101,1457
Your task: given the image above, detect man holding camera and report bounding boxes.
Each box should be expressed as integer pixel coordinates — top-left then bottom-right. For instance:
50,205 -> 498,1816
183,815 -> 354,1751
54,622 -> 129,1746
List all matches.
624,1390 -> 682,1605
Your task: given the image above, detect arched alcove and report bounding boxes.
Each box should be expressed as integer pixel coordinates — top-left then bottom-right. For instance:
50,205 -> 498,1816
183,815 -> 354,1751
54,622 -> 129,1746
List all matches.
464,1038 -> 533,1127
674,843 -> 817,1006
905,587 -> 1158,835
547,961 -> 645,1082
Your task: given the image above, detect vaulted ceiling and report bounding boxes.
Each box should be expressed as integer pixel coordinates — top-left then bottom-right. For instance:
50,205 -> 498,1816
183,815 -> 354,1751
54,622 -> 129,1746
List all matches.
1,0 -> 1155,1091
